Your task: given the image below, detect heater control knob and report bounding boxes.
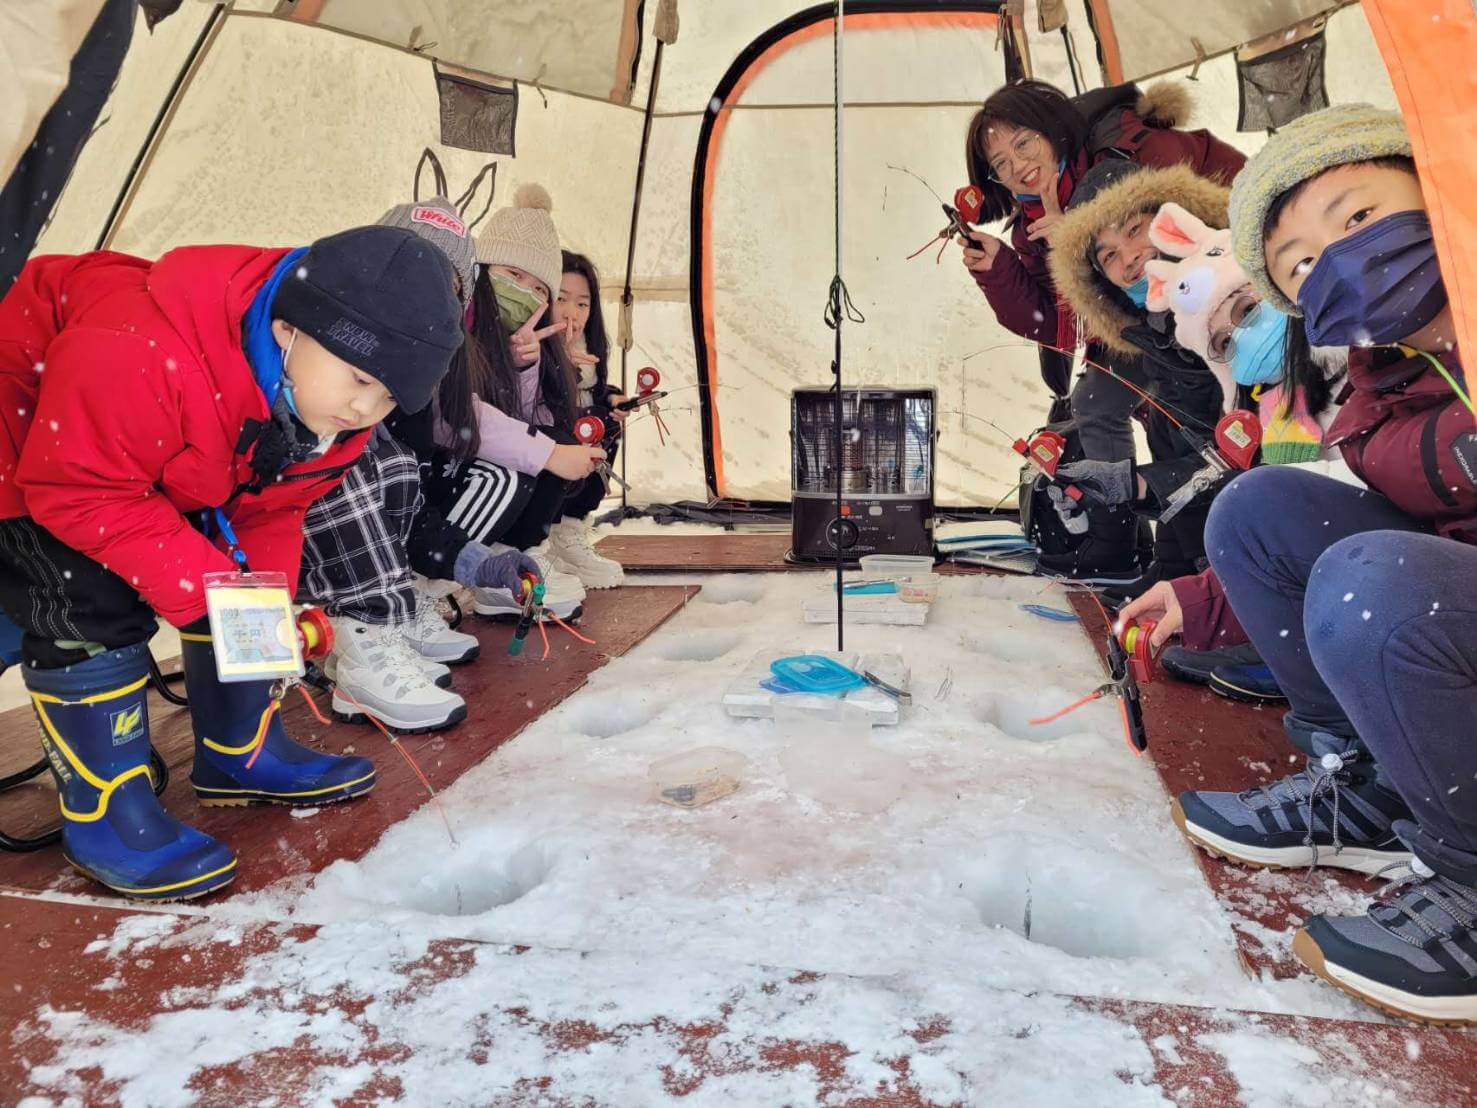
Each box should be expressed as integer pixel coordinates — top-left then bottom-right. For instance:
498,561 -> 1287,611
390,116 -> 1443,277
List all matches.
826,516 -> 859,550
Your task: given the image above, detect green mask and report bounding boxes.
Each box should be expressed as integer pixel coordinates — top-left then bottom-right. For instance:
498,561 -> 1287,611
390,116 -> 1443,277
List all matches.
490,273 -> 545,333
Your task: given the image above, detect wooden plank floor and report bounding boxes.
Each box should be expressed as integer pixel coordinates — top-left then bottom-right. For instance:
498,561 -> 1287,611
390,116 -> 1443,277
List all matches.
0,586 -> 697,899
7,895 -> 1474,1106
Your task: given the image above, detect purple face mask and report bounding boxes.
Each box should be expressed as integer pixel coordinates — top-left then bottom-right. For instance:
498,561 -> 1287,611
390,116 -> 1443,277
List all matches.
1296,210 -> 1448,347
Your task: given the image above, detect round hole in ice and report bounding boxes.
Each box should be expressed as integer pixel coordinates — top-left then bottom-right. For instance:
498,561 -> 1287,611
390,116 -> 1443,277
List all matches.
653,630 -> 742,663
695,578 -> 765,605
976,690 -> 1095,742
958,846 -> 1168,960
399,841 -> 553,918
569,690 -> 658,739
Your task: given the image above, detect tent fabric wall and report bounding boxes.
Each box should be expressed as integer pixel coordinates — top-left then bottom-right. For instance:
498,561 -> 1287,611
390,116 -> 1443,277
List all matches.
0,0 -> 108,184
19,0 -> 1422,513
1361,0 -> 1477,379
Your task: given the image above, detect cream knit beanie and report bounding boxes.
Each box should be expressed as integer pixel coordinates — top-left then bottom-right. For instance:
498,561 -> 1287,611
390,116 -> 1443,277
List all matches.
475,183 -> 562,298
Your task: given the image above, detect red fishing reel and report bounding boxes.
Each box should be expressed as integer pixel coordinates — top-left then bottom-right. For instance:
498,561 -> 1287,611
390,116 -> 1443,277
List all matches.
1119,619 -> 1163,684
953,184 -> 985,225
1013,429 -> 1082,502
1215,409 -> 1261,471
296,607 -> 334,661
574,414 -> 606,446
636,366 -> 661,396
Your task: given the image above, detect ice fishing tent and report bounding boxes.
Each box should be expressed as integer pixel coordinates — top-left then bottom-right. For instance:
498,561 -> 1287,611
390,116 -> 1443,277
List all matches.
18,0 -> 1469,509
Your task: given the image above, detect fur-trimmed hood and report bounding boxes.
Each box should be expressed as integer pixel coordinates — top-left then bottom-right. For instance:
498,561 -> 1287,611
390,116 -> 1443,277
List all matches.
1046,163 -> 1230,355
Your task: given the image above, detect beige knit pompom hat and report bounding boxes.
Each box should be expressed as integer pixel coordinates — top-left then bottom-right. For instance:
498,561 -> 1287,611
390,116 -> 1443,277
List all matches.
475,183 -> 562,297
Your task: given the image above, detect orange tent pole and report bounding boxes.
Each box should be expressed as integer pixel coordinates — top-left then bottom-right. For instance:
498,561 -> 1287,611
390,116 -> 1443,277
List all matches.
1361,0 -> 1477,369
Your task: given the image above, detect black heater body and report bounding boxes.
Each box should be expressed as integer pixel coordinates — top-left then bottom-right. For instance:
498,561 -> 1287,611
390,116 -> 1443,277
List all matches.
789,386 -> 936,563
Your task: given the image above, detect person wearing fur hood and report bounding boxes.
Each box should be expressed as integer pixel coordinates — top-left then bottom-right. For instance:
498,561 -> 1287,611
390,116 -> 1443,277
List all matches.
962,79 -> 1244,461
1043,160 -> 1232,580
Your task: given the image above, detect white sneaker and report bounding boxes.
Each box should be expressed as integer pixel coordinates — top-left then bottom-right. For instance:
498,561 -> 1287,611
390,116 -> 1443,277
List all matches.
326,617 -> 466,733
403,581 -> 480,665
472,548 -> 584,621
323,629 -> 452,689
547,517 -> 624,589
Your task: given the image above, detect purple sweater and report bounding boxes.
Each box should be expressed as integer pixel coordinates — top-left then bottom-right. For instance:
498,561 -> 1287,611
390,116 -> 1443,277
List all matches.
437,362 -> 557,476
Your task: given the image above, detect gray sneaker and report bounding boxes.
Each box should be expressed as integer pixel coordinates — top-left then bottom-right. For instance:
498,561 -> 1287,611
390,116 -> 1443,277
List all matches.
1172,732 -> 1413,875
1160,640 -> 1262,685
1296,844 -> 1477,1025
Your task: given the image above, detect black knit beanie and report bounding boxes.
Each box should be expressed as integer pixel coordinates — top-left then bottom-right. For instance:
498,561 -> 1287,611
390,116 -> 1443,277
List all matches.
271,225 -> 462,413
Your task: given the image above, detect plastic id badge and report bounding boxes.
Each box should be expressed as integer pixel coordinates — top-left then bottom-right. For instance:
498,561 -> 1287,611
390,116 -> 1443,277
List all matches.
203,571 -> 304,683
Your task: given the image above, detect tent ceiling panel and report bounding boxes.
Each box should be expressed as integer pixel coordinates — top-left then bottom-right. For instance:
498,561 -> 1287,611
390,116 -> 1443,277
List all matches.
95,14 -> 639,275
650,1 -> 1005,115
1088,0 -> 1356,82
274,0 -> 642,104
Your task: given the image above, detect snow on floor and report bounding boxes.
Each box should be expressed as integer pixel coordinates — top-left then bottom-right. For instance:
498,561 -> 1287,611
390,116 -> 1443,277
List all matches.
18,570 -> 1393,1104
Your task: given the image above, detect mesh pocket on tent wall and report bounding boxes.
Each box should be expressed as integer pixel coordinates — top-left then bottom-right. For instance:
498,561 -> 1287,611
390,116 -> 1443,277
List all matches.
1236,31 -> 1329,132
436,65 -> 518,155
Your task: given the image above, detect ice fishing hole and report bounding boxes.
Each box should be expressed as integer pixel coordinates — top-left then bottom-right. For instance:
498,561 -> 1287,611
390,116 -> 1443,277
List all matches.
976,690 -> 1094,742
653,630 -> 742,663
695,578 -> 765,605
959,848 -> 1167,960
405,842 -> 553,918
569,690 -> 658,738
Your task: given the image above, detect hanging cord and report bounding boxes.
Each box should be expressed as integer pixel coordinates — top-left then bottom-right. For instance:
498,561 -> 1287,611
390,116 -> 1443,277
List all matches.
824,0 -> 867,651
1409,347 -> 1476,418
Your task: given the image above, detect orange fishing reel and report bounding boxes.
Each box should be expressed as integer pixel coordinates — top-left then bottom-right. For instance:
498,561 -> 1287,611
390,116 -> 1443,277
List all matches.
1013,429 -> 1083,502
1118,619 -> 1163,684
296,607 -> 334,661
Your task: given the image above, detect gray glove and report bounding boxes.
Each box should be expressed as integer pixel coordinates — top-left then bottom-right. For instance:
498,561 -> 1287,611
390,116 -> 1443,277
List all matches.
453,542 -> 541,599
1054,459 -> 1136,506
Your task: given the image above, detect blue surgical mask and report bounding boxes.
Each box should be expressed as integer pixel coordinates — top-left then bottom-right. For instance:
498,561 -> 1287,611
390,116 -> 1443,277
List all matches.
1229,303 -> 1289,386
1124,276 -> 1149,307
1297,210 -> 1448,347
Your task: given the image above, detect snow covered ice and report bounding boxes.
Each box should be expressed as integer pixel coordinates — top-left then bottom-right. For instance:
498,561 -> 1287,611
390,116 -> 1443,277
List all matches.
17,569 -> 1404,1104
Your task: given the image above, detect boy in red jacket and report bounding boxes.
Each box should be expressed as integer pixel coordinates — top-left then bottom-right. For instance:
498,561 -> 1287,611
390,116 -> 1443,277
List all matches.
0,226 -> 462,900
1122,106 -> 1477,1023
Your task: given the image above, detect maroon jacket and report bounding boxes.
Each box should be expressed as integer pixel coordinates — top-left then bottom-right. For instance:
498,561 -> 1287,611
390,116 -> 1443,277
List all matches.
1175,345 -> 1475,649
972,106 -> 1245,349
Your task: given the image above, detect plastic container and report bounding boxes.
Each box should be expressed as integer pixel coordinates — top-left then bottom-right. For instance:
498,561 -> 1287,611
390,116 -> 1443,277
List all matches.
770,655 -> 866,695
859,554 -> 938,603
648,746 -> 748,809
859,554 -> 935,577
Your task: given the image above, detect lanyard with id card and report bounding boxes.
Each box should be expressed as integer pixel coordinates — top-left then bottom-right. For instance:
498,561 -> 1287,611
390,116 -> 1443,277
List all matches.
202,507 -> 302,684
203,570 -> 304,683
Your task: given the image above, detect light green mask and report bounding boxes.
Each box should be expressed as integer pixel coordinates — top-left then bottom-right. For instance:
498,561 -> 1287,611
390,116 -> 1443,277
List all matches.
490,273 -> 546,333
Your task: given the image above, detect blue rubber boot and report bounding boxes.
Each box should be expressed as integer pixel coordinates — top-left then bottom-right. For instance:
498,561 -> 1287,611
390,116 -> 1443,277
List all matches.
26,644 -> 237,901
180,633 -> 376,807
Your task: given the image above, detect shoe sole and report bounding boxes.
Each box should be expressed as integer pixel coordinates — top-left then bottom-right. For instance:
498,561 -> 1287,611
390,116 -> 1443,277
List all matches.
1208,675 -> 1289,705
1293,928 -> 1477,1026
1170,799 -> 1410,876
64,855 -> 238,902
330,699 -> 468,734
195,774 -> 378,808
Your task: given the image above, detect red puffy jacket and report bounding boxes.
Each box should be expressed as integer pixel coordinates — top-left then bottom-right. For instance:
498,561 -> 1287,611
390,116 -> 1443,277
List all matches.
0,246 -> 368,627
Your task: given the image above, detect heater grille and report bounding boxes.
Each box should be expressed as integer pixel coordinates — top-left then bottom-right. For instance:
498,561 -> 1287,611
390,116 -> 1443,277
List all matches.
792,389 -> 934,497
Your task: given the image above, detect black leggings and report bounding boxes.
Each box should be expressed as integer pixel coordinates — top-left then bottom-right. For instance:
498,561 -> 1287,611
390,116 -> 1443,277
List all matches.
429,426 -> 579,551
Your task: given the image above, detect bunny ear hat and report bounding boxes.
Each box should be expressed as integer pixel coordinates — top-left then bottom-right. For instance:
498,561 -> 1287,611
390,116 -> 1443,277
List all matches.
1143,201 -> 1248,366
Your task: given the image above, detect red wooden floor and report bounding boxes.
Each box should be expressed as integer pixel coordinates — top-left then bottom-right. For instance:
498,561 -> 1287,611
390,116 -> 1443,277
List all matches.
5,548 -> 1476,1103
0,586 -> 697,898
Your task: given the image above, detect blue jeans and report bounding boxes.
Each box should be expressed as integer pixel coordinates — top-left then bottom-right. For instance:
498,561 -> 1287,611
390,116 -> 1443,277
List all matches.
1207,467 -> 1477,883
